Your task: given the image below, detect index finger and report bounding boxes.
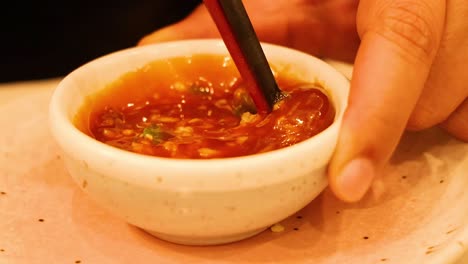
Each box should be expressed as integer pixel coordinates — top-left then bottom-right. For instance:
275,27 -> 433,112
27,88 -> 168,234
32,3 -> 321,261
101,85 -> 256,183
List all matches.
328,0 -> 446,202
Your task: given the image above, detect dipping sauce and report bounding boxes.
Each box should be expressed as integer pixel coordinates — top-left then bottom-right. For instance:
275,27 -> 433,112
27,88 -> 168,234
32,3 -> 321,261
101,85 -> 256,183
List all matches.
75,54 -> 335,159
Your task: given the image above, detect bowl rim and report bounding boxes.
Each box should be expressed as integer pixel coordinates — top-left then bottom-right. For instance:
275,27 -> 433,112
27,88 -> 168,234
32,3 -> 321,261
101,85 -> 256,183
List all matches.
48,39 -> 350,188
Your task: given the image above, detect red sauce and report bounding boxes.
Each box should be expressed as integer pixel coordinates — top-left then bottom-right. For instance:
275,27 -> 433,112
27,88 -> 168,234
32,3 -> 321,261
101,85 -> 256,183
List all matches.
75,54 -> 335,159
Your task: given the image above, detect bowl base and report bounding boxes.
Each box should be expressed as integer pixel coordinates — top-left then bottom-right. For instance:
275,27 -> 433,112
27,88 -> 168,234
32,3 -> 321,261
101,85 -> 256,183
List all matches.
143,227 -> 267,246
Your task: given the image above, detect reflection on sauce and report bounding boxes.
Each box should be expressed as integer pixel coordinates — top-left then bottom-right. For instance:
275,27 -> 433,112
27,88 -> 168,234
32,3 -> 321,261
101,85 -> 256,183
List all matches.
75,54 -> 335,159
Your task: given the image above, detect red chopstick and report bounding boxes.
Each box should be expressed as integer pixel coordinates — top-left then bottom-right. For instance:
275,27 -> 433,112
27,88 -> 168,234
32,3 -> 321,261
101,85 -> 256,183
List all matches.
203,0 -> 282,114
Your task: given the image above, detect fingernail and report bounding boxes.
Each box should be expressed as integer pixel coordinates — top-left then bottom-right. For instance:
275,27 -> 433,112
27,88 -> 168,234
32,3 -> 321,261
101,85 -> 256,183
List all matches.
336,157 -> 375,202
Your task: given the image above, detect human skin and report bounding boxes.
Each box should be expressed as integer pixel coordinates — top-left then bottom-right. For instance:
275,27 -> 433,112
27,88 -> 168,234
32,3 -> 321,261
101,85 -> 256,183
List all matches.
139,0 -> 468,202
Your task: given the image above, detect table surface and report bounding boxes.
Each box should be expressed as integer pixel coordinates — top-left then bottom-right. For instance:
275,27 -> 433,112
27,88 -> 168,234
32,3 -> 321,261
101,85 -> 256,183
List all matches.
0,62 -> 467,264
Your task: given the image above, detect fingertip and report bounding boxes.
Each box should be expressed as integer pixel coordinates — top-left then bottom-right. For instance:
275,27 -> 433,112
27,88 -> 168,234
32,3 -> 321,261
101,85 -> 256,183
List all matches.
329,157 -> 375,203
137,27 -> 186,46
440,99 -> 468,142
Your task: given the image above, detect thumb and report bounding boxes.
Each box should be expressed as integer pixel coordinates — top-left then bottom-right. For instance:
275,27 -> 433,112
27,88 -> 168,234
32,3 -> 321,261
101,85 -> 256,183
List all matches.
328,0 -> 445,202
138,4 -> 220,45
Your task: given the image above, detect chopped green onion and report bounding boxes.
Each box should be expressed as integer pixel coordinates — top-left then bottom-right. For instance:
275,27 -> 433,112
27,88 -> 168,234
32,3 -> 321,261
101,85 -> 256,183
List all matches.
141,125 -> 173,144
232,87 -> 257,116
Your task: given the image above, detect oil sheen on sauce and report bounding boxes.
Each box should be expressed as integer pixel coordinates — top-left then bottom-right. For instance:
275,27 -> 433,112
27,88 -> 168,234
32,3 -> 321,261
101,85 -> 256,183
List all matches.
75,54 -> 335,159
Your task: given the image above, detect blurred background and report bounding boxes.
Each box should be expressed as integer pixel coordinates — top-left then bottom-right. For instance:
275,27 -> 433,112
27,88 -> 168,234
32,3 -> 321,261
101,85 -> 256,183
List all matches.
0,0 -> 201,83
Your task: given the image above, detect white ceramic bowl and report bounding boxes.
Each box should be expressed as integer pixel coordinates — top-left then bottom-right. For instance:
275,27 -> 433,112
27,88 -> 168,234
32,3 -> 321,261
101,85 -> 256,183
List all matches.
48,39 -> 349,245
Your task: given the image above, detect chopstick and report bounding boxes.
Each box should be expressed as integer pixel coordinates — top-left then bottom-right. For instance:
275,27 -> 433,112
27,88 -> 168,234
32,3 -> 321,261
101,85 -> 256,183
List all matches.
203,0 -> 283,114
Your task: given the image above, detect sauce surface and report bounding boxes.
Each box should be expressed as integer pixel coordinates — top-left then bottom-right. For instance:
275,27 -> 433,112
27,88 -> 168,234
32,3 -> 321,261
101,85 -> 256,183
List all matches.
76,54 -> 335,159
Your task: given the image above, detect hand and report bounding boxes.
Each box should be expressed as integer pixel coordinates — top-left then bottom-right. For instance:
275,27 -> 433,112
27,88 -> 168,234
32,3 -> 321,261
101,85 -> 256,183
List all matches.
138,0 -> 468,202
139,0 -> 361,62
329,0 -> 468,202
